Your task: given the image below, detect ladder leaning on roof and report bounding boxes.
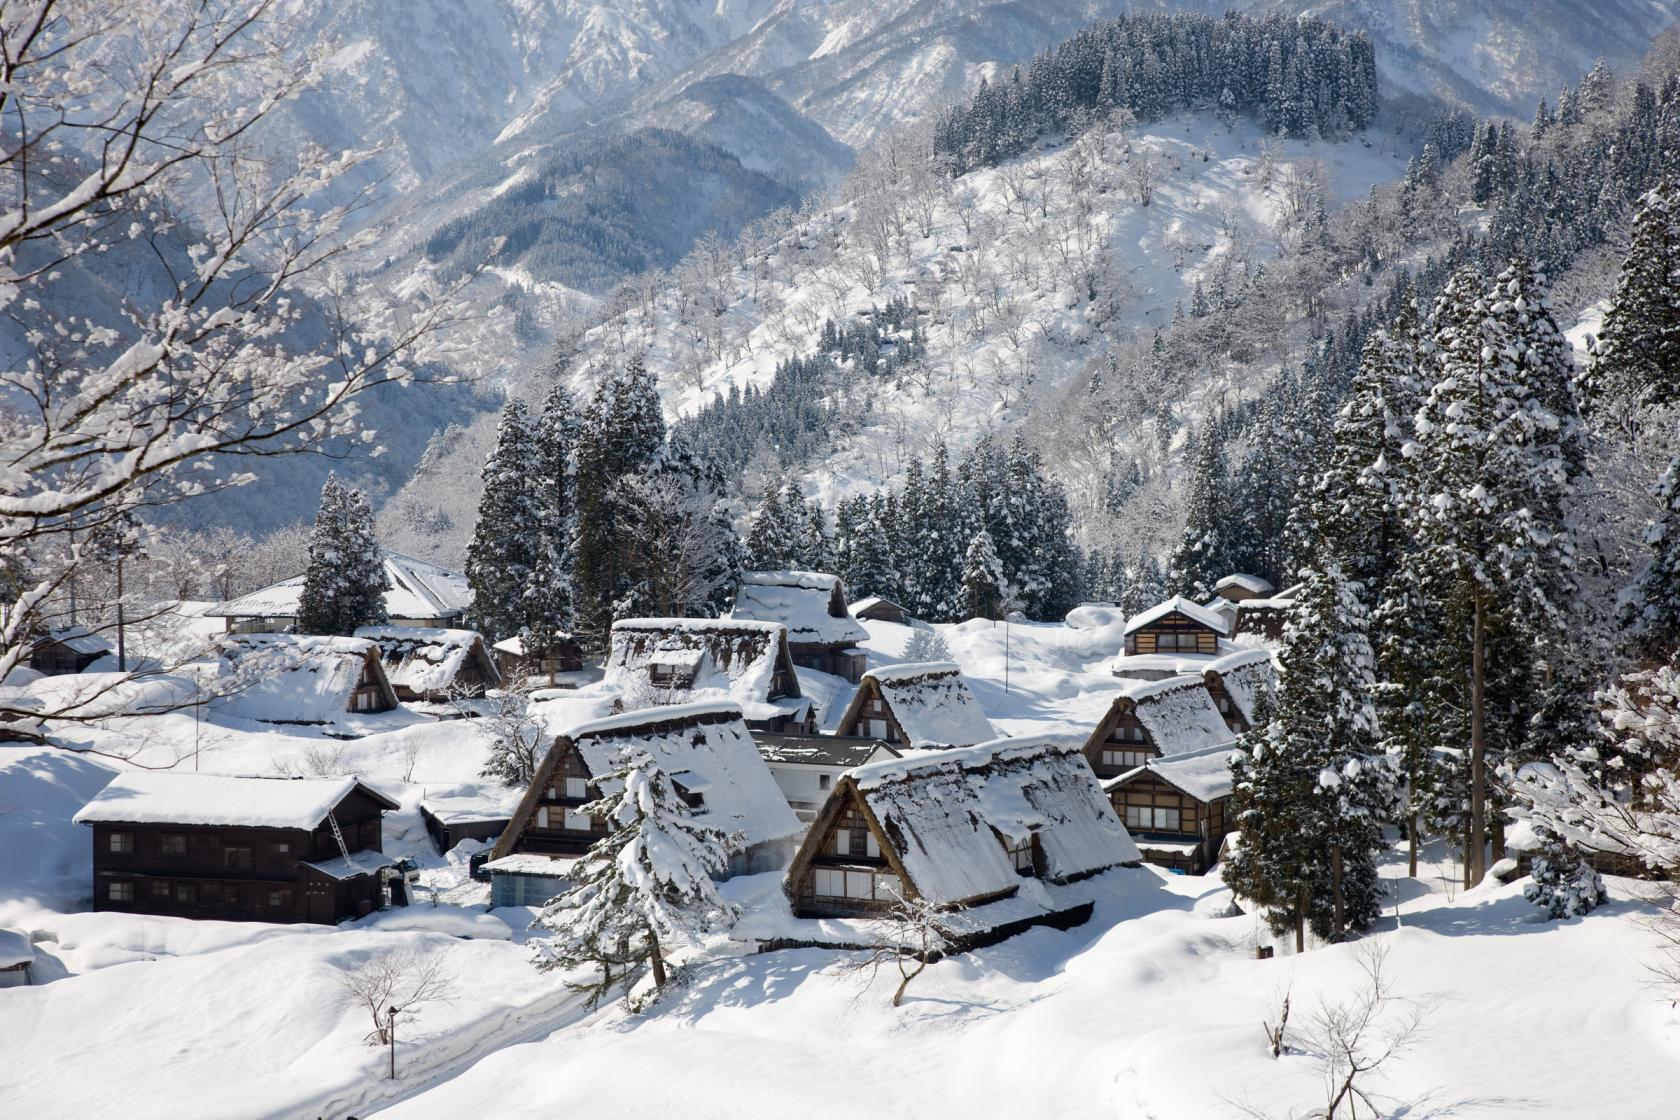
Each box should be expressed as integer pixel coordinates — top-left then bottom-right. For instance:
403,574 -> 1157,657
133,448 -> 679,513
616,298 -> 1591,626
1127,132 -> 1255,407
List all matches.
325,808 -> 352,861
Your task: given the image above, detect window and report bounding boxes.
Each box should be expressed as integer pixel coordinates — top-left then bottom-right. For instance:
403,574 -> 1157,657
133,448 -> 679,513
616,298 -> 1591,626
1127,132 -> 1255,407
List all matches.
1111,719 -> 1146,743
151,880 -> 173,899
176,882 -> 197,903
108,832 -> 135,854
107,881 -> 134,902
565,777 -> 588,800
1216,696 -> 1232,713
273,841 -> 290,854
161,834 -> 187,855
536,807 -> 550,829
267,889 -> 292,909
1125,805 -> 1183,833
649,663 -> 696,688
223,846 -> 254,870
834,828 -> 850,856
1004,834 -> 1036,874
1101,749 -> 1150,771
812,867 -> 900,903
564,809 -> 593,831
818,773 -> 831,791
1154,631 -> 1203,652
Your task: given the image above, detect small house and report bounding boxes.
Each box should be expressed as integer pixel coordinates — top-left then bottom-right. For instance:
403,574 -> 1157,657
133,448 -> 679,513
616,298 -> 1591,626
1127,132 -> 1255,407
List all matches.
1081,674 -> 1234,780
1230,594 -> 1298,641
1103,744 -> 1234,874
850,596 -> 909,626
1112,596 -> 1232,679
0,929 -> 33,987
487,702 -> 803,907
210,634 -> 398,722
751,732 -> 900,822
418,788 -> 518,854
491,634 -> 586,689
783,736 -> 1140,941
833,661 -> 995,749
1201,649 -> 1275,735
73,772 -> 401,923
604,618 -> 816,734
354,625 -> 500,702
1213,573 -> 1275,603
204,550 -> 472,633
731,571 -> 869,682
27,625 -> 111,675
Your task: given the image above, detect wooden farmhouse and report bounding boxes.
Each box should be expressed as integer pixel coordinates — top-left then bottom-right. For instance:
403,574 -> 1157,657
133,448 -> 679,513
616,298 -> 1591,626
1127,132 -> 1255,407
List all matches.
850,596 -> 909,625
73,772 -> 401,923
1112,595 -> 1233,680
1201,649 -> 1275,735
491,634 -> 586,689
209,634 -> 398,723
1080,673 -> 1234,781
204,550 -> 471,634
833,661 -> 995,749
731,571 -> 869,683
485,702 -> 803,907
1103,744 -> 1234,874
751,732 -> 900,822
604,617 -> 816,734
783,736 -> 1140,943
26,625 -> 111,675
1213,573 -> 1276,603
354,625 -> 500,702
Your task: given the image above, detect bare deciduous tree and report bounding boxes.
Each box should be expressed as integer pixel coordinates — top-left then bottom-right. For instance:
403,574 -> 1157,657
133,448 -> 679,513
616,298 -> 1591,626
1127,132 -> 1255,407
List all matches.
342,950 -> 454,1046
841,892 -> 960,1008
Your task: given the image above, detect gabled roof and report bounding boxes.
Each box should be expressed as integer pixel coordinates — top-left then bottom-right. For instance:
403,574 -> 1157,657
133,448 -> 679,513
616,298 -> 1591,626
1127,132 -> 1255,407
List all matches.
355,625 -> 499,695
1123,595 -> 1231,636
494,701 -> 802,860
815,736 -> 1138,907
1215,573 -> 1275,596
1087,673 -> 1234,758
204,551 -> 471,622
839,661 -> 995,749
848,596 -> 902,614
74,772 -> 398,829
1106,743 -> 1236,803
1202,649 -> 1275,725
209,634 -> 397,723
731,571 -> 867,646
35,625 -> 112,656
753,733 -> 899,769
604,618 -> 810,725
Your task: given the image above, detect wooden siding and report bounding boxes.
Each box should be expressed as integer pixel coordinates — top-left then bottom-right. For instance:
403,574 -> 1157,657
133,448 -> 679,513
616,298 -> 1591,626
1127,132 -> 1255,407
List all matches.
835,679 -> 907,745
1124,613 -> 1221,657
1108,775 -> 1228,875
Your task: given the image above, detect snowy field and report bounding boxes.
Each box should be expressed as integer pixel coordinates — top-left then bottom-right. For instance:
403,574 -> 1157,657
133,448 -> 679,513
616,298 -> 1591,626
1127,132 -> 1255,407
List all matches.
2,614 -> 1676,1118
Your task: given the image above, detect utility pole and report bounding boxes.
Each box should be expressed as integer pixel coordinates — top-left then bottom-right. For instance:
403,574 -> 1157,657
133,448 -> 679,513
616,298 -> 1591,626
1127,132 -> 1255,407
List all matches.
115,551 -> 126,672
388,1005 -> 398,1079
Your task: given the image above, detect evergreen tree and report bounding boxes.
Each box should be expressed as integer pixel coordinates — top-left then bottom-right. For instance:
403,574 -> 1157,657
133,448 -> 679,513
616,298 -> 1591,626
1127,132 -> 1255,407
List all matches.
526,382 -> 580,653
1630,458 -> 1680,654
531,749 -> 741,1001
466,400 -> 541,644
296,474 -> 388,636
1168,422 -> 1232,599
745,485 -> 795,570
1582,178 -> 1680,417
1524,834 -> 1608,918
962,527 -> 1009,620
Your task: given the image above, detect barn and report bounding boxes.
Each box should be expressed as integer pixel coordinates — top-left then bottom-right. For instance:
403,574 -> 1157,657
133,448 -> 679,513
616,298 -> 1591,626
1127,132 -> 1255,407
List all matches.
486,702 -> 803,907
73,772 -> 401,923
27,626 -> 111,676
730,571 -> 869,683
833,661 -> 995,749
604,618 -> 816,734
783,736 -> 1140,944
491,634 -> 587,689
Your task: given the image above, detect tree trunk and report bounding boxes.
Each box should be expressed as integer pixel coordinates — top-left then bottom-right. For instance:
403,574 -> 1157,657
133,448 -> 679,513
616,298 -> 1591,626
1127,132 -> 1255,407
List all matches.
1469,589 -> 1487,887
1331,844 -> 1345,942
648,929 -> 667,989
1295,883 -> 1307,953
1407,808 -> 1419,879
1492,816 -> 1506,865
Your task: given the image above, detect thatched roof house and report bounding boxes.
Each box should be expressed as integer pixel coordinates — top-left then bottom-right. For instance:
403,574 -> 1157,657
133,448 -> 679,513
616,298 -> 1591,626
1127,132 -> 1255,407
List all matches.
603,618 -> 815,733
1080,673 -> 1234,780
833,661 -> 995,749
354,625 -> 499,702
731,571 -> 868,682
209,634 -> 398,723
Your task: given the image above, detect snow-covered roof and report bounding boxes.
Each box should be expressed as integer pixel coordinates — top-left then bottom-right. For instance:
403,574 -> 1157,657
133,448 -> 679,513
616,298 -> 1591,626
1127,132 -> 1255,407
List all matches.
0,928 -> 34,968
604,618 -> 810,724
303,849 -> 398,881
204,551 -> 471,622
491,634 -> 578,657
1126,674 -> 1235,756
37,625 -> 112,656
731,571 -> 867,646
207,634 -> 393,723
355,625 -> 497,695
753,733 -> 899,769
1107,744 -> 1236,803
1123,595 -> 1231,636
505,702 -> 802,856
74,772 -> 398,829
1215,573 -> 1275,596
847,736 -> 1139,906
1202,649 -> 1275,725
483,852 -> 581,876
849,662 -> 995,749
848,596 -> 900,614
419,787 -> 520,825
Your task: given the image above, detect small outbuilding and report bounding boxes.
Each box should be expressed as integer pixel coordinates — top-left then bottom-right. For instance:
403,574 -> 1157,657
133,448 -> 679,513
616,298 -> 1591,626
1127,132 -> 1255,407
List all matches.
73,772 -> 401,923
354,625 -> 500,702
27,626 -> 111,676
487,702 -> 804,907
0,928 -> 34,987
1103,744 -> 1235,874
491,635 -> 587,689
783,736 -> 1140,941
604,618 -> 816,734
849,596 -> 909,626
751,732 -> 900,822
731,571 -> 869,682
833,661 -> 995,749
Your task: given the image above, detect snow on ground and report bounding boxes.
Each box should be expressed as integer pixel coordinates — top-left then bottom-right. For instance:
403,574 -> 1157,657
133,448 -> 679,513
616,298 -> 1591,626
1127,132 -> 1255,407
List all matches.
4,616 -> 1678,1117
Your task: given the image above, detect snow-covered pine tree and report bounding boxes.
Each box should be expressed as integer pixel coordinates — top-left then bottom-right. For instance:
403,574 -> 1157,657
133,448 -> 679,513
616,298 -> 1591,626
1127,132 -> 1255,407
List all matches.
962,527 -> 1009,620
1583,180 -> 1680,418
574,357 -> 667,649
530,749 -> 742,1003
617,441 -> 743,619
838,494 -> 900,601
744,485 -> 795,571
1630,460 -> 1680,654
903,625 -> 954,663
1403,260 -> 1583,886
297,474 -> 388,636
466,399 -> 541,644
1168,422 -> 1233,599
1524,833 -> 1608,919
525,381 -> 580,656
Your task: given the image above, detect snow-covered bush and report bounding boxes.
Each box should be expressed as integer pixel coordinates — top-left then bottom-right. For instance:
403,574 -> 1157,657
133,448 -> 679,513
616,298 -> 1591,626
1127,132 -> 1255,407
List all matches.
903,627 -> 954,663
1524,839 -> 1608,920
